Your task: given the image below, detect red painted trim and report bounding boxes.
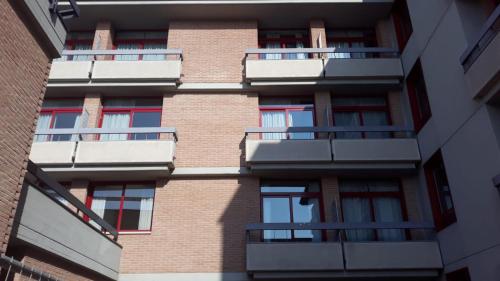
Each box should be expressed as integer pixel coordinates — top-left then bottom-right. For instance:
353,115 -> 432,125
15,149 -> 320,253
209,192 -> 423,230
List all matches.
406,60 -> 431,132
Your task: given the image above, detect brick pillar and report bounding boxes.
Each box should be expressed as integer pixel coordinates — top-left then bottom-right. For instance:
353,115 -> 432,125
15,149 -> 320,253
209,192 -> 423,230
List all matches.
314,91 -> 332,138
93,21 -> 114,60
161,93 -> 174,140
70,180 -> 90,215
81,93 -> 102,141
310,20 -> 327,58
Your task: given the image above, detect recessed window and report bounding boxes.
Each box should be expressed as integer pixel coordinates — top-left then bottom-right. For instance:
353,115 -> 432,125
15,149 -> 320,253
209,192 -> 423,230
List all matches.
114,31 -> 168,61
326,29 -> 377,58
392,0 -> 413,51
339,179 -> 407,241
424,151 -> 456,231
332,96 -> 391,139
59,32 -> 94,61
259,97 -> 315,140
407,60 -> 431,132
100,98 -> 162,140
261,181 -> 323,241
88,183 -> 155,232
35,99 -> 83,142
258,30 -> 310,60
446,268 -> 471,281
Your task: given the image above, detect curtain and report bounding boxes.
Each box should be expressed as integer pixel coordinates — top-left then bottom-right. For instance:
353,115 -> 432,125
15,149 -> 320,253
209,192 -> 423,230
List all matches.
373,197 -> 405,241
351,42 -> 366,59
143,42 -> 167,61
34,114 -> 51,142
363,111 -> 390,139
342,198 -> 374,241
334,112 -> 362,139
115,43 -> 140,61
288,110 -> 314,139
100,113 -> 130,141
138,197 -> 154,230
327,41 -> 350,59
296,41 -> 306,60
265,42 -> 282,60
90,198 -> 106,230
261,111 -> 286,140
73,43 -> 93,61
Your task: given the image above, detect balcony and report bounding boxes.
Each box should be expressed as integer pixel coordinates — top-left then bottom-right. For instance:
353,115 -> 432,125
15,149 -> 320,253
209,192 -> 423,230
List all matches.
11,161 -> 121,280
29,127 -> 177,180
460,6 -> 500,99
244,127 -> 420,171
246,223 -> 443,279
48,49 -> 183,87
244,48 -> 403,87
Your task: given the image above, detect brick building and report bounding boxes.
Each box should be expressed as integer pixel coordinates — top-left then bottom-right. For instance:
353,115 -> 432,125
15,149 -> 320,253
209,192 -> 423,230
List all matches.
2,0 -> 500,281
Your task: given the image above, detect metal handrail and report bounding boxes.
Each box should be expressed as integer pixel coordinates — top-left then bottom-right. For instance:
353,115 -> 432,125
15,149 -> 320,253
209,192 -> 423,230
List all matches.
246,222 -> 435,231
460,5 -> 500,70
245,126 -> 414,135
35,127 -> 178,142
60,49 -> 184,60
23,161 -> 119,241
245,47 -> 399,55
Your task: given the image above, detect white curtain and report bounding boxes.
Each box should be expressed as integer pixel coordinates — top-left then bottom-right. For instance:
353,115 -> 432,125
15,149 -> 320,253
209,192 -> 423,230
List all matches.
342,198 -> 374,241
73,43 -> 93,61
296,41 -> 306,60
265,42 -> 281,60
70,114 -> 81,141
138,198 -> 154,230
262,111 -> 286,140
327,41 -> 350,59
90,198 -> 106,230
115,43 -> 139,61
100,113 -> 130,141
34,114 -> 51,142
363,111 -> 390,139
143,42 -> 167,61
373,198 -> 405,241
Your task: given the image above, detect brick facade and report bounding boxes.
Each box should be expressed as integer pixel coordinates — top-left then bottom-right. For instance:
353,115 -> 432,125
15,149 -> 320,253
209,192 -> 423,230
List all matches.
0,1 -> 50,254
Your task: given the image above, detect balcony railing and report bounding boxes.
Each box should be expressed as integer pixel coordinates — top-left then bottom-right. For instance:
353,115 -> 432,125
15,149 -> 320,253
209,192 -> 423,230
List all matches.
244,126 -> 415,139
460,5 -> 500,71
59,49 -> 183,61
244,48 -> 403,83
246,222 -> 443,276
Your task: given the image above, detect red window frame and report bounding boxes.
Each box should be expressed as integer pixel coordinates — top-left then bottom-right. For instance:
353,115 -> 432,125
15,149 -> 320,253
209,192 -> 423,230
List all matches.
259,104 -> 316,139
113,31 -> 168,61
424,151 -> 457,231
258,31 -> 311,59
407,60 -> 431,132
260,180 -> 326,241
392,0 -> 413,51
85,182 -> 156,233
331,96 -> 393,138
62,32 -> 94,61
339,179 -> 410,241
446,268 -> 471,281
39,102 -> 83,141
98,101 -> 162,140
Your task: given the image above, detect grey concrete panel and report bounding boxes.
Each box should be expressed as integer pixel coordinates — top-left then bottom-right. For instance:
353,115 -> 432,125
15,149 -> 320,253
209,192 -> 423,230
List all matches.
245,139 -> 332,163
14,185 -> 121,280
324,58 -> 403,80
245,59 -> 324,81
331,138 -> 421,162
246,242 -> 344,272
49,61 -> 92,82
92,61 -> 182,81
29,142 -> 76,165
344,241 -> 443,270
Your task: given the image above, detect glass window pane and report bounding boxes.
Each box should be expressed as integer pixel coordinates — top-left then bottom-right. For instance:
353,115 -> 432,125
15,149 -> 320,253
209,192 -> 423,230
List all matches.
342,198 -> 375,241
131,112 -> 161,140
91,186 -> 123,230
373,197 -> 405,241
115,43 -> 141,61
362,111 -> 390,139
34,114 -> 51,142
288,110 -> 314,139
261,111 -> 286,140
103,98 -> 162,108
52,112 -> 80,141
292,197 -> 321,241
42,99 -> 83,108
263,197 -> 291,241
261,182 -> 320,193
143,42 -> 167,61
334,112 -> 362,139
120,186 -> 155,231
332,97 -> 386,107
101,113 -> 131,141
434,165 -> 454,212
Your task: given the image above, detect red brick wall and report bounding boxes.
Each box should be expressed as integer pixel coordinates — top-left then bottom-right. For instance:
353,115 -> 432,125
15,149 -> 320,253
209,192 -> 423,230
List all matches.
0,1 -> 50,254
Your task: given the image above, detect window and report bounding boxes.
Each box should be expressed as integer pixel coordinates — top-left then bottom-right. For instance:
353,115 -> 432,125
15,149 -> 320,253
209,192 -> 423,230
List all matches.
88,183 -> 155,232
100,98 -> 162,140
114,31 -> 168,61
340,179 -> 408,241
261,181 -> 324,241
259,97 -> 315,140
326,30 -> 377,58
392,0 -> 413,50
259,30 -> 310,60
332,96 -> 392,139
59,32 -> 94,61
424,151 -> 456,231
407,60 -> 431,132
446,268 -> 471,281
35,99 -> 83,142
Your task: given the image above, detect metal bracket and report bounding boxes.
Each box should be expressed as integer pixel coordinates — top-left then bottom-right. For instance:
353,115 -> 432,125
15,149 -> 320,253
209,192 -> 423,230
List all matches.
49,0 -> 80,19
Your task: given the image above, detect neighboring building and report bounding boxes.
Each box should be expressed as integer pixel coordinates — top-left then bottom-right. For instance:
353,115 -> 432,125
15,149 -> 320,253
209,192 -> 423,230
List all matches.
4,0 -> 500,281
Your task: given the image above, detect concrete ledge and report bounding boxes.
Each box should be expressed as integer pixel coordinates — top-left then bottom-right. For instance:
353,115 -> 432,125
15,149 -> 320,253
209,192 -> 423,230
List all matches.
49,61 -> 92,82
331,138 -> 421,162
245,59 -> 324,80
75,140 -> 175,165
246,139 -> 332,163
92,60 -> 182,81
324,58 -> 403,80
344,241 -> 443,270
29,142 -> 76,165
247,243 -> 344,272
